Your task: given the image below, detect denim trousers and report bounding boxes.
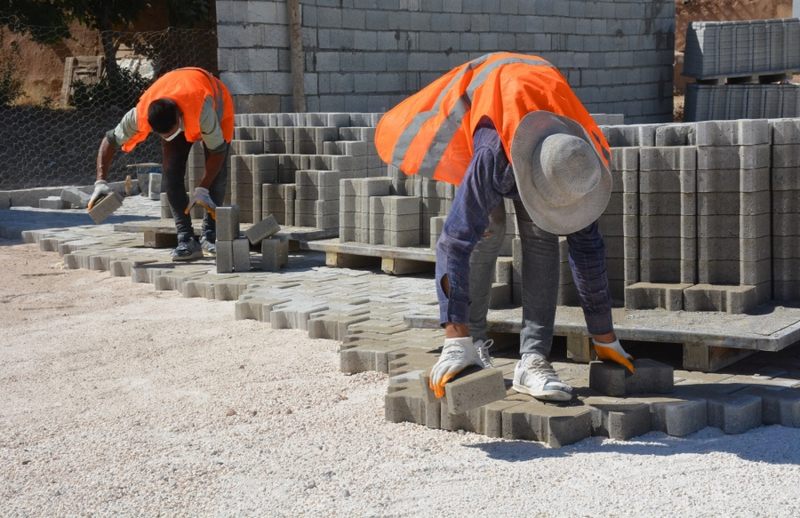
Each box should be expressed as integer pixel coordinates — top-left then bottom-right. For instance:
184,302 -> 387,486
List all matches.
162,133 -> 229,243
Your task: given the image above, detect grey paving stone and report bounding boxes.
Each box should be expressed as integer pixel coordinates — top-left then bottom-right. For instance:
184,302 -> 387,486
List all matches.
88,192 -> 124,224
232,238 -> 251,272
707,393 -> 763,434
589,359 -> 674,397
438,366 -> 507,415
583,397 -> 653,440
502,400 -> 593,447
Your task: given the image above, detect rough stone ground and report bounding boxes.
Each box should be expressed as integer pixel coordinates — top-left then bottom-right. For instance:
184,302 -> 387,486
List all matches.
2,240 -> 800,517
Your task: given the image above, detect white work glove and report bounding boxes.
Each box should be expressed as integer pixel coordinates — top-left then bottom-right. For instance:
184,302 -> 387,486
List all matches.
428,337 -> 483,399
185,186 -> 216,220
593,338 -> 635,374
87,180 -> 112,210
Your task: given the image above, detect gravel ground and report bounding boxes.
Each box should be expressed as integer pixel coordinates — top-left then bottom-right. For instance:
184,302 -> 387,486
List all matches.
2,241 -> 800,517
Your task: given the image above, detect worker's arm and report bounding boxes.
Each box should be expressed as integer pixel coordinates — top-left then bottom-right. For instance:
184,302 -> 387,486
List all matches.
89,109 -> 137,209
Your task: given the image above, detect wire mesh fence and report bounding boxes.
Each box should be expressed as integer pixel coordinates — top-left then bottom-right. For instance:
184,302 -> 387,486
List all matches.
0,17 -> 218,190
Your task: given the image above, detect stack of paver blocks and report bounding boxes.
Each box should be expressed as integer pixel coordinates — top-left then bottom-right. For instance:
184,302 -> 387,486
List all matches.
215,205 -> 251,273
625,146 -> 697,311
689,120 -> 772,311
684,19 -> 800,121
340,177 -> 392,243
228,112 -> 384,226
772,119 -> 800,300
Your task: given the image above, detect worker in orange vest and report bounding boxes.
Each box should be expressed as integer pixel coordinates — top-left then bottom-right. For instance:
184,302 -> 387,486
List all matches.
90,67 -> 235,261
376,52 -> 634,402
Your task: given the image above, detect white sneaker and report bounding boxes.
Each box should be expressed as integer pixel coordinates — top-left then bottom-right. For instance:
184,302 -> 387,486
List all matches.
512,355 -> 573,402
428,337 -> 483,398
474,339 -> 494,368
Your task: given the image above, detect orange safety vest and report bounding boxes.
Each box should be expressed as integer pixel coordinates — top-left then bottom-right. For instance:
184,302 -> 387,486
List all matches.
121,67 -> 235,153
375,52 -> 610,185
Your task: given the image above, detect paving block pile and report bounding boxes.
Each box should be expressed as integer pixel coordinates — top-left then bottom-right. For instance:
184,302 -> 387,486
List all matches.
684,19 -> 800,120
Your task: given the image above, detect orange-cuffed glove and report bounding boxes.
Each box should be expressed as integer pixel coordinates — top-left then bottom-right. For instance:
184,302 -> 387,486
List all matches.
593,338 -> 635,374
185,186 -> 216,220
428,337 -> 483,399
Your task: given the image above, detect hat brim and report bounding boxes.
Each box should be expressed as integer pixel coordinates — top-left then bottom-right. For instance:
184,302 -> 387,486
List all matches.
510,111 -> 611,235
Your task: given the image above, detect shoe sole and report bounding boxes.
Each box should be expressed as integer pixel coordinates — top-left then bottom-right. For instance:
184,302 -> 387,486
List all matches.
512,382 -> 573,402
171,251 -> 204,262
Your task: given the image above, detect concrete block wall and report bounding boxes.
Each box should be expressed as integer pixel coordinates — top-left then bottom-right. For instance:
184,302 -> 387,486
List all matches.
215,0 -> 674,122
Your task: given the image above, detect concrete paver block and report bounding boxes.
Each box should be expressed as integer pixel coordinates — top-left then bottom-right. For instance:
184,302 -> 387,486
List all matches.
440,366 -> 507,415
245,214 -> 281,245
584,397 -> 653,440
60,187 -> 91,208
707,394 -> 763,434
216,205 -> 240,241
88,192 -> 123,224
502,401 -> 593,447
261,236 -> 289,271
589,359 -> 674,397
232,238 -> 251,272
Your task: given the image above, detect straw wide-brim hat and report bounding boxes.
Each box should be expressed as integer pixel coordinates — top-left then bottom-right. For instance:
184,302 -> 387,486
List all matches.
510,111 -> 612,235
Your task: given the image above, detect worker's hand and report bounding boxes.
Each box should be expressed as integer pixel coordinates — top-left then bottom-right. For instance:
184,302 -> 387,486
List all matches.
185,187 -> 216,220
87,180 -> 112,210
428,337 -> 482,399
593,338 -> 635,374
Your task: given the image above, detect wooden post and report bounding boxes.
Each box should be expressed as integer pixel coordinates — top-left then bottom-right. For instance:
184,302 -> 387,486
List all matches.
286,0 -> 306,112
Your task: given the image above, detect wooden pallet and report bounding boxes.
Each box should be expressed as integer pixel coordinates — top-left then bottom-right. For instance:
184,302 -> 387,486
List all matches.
303,238 -> 437,275
694,71 -> 797,85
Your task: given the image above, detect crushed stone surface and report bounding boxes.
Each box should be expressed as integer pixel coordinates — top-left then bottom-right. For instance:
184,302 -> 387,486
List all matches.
1,241 -> 800,517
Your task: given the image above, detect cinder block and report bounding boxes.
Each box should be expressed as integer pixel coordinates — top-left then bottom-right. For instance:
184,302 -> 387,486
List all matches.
440,366 -> 507,415
216,205 -> 240,241
707,394 -> 763,434
232,238 -> 251,272
245,214 -> 281,245
88,191 -> 123,224
589,359 -> 674,397
261,236 -> 289,271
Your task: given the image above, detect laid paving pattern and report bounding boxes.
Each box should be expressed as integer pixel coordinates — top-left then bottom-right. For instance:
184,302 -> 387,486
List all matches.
13,219 -> 800,448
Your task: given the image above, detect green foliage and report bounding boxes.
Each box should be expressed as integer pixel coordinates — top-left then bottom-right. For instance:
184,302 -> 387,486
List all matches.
70,67 -> 150,111
166,0 -> 213,29
0,35 -> 23,107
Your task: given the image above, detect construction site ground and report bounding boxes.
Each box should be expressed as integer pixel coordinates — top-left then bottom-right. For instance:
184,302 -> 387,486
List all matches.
2,200 -> 800,516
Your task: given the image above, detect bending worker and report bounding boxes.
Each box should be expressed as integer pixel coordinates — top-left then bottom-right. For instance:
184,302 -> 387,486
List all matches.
90,67 -> 234,261
375,52 -> 634,402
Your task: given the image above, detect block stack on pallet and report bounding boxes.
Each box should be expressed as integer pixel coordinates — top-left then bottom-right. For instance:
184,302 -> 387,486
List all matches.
684,18 -> 800,121
771,119 -> 800,300
595,118 -> 800,313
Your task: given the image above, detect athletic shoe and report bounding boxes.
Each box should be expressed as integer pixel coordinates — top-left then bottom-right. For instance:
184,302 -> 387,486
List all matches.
200,236 -> 216,256
474,338 -> 495,368
171,237 -> 203,261
512,354 -> 573,402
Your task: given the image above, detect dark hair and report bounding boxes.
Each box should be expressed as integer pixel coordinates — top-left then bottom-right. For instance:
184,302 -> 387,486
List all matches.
147,98 -> 179,133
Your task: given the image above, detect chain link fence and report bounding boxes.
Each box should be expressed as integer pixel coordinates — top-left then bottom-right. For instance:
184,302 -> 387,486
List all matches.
0,18 -> 217,190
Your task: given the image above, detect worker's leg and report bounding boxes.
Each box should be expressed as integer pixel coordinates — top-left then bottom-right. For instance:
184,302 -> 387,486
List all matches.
201,143 -> 230,242
514,199 -> 560,359
566,221 -> 614,337
162,134 -> 195,241
468,203 -> 506,343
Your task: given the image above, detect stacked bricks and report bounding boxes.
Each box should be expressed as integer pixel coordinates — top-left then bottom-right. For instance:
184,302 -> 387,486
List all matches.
229,113 -> 383,228
625,146 -> 697,311
215,205 -> 251,273
369,195 -> 421,247
689,120 -> 772,312
340,177 -> 392,243
684,19 -> 800,121
771,118 -> 800,301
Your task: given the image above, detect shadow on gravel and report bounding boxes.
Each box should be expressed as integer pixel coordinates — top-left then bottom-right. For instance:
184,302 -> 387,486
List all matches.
0,209 -> 154,244
467,425 -> 800,465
